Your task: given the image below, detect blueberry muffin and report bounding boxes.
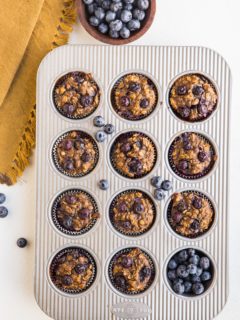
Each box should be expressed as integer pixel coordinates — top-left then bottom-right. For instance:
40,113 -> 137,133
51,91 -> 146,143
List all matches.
53,130 -> 99,177
53,71 -> 100,119
111,73 -> 158,120
110,132 -> 157,179
109,248 -> 155,294
167,248 -> 214,296
169,73 -> 218,122
168,192 -> 214,238
110,190 -> 155,236
52,190 -> 100,235
50,247 -> 96,294
168,132 -> 217,179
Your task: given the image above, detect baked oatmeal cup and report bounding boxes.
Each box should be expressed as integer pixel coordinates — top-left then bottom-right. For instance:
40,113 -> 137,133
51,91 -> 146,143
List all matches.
168,132 -> 217,180
51,189 -> 100,236
168,73 -> 218,122
111,73 -> 158,121
52,130 -> 99,178
110,131 -> 157,179
53,71 -> 101,119
49,247 -> 97,294
167,191 -> 215,238
108,247 -> 155,295
109,190 -> 156,236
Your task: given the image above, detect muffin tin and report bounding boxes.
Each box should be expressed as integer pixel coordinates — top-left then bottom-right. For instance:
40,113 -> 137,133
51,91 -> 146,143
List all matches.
35,45 -> 231,320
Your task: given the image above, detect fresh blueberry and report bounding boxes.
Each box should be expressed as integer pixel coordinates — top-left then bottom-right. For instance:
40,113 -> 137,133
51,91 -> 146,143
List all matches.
187,264 -> 197,275
99,179 -> 109,190
177,265 -> 189,278
87,3 -> 97,15
189,254 -> 200,265
137,0 -> 150,10
196,267 -> 203,276
98,22 -> 108,34
188,248 -> 196,257
161,180 -> 172,191
127,19 -> 141,31
133,8 -> 145,21
173,282 -> 185,295
184,281 -> 192,293
120,26 -> 131,38
120,10 -> 132,23
0,206 -> 8,218
124,4 -> 133,10
154,189 -> 166,201
150,176 -> 162,188
62,275 -> 73,286
95,130 -> 107,142
0,193 -> 6,204
112,0 -> 121,2
167,270 -> 177,281
168,258 -> 178,270
177,250 -> 188,263
191,275 -> 201,283
89,16 -> 100,27
124,0 -> 134,3
110,19 -> 123,31
109,29 -> 120,38
63,216 -> 73,229
104,124 -> 115,134
83,0 -> 94,4
110,2 -> 123,12
201,271 -> 212,282
199,257 -> 210,270
192,283 -> 204,295
94,7 -> 105,20
93,115 -> 105,127
101,0 -> 111,10
17,238 -> 27,248
105,10 -> 116,23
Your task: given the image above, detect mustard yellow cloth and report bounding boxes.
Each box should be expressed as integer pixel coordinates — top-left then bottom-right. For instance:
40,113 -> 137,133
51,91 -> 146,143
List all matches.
0,0 -> 76,185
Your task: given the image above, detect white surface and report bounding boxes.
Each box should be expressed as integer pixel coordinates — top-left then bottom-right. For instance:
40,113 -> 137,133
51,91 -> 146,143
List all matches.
0,0 -> 239,319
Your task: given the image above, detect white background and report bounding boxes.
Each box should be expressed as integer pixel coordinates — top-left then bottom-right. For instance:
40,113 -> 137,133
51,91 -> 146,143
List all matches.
0,0 -> 239,319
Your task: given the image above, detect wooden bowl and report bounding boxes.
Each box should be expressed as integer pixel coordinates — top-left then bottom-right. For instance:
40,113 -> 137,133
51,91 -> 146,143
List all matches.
76,0 -> 156,45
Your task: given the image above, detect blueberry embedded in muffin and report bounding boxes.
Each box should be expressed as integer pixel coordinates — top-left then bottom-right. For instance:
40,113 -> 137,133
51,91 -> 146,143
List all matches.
53,130 -> 99,177
52,190 -> 100,235
110,132 -> 157,179
110,248 -> 155,294
53,71 -> 100,119
169,74 -> 218,122
168,132 -> 217,179
168,192 -> 214,238
50,247 -> 96,294
110,190 -> 156,236
111,74 -> 158,120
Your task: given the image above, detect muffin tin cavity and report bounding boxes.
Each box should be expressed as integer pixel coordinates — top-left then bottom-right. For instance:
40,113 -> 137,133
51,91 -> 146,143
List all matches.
110,72 -> 159,121
167,131 -> 218,181
107,247 -> 156,296
52,130 -> 99,178
165,248 -> 215,298
165,190 -> 216,239
52,71 -> 101,120
108,189 -> 157,237
49,246 -> 97,295
109,131 -> 158,179
51,189 -> 100,236
168,73 -> 218,123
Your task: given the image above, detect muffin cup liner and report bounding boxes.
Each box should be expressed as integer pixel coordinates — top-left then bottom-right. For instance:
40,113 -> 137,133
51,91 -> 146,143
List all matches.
49,246 -> 97,295
166,190 -> 215,239
165,247 -> 216,298
109,189 -> 157,237
168,132 -> 217,180
51,189 -> 99,236
52,71 -> 101,120
52,130 -> 99,178
110,72 -> 159,121
110,131 -> 158,180
108,247 -> 156,296
168,72 -> 219,123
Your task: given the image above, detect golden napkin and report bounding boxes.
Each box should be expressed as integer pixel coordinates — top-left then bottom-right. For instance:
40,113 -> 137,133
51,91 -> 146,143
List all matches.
0,0 -> 76,185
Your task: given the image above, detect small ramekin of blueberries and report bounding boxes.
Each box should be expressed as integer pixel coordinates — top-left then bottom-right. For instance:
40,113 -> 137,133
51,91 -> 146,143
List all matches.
166,248 -> 215,297
78,0 -> 156,44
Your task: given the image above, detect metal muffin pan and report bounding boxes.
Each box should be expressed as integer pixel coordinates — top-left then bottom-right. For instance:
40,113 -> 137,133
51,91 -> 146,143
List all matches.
35,45 -> 231,320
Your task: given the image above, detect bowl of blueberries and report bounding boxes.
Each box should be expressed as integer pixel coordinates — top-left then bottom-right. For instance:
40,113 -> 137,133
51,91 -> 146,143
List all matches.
77,0 -> 156,44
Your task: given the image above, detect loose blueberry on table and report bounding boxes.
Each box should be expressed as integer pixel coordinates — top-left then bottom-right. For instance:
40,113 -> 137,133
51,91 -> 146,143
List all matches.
166,248 -> 213,296
0,206 -> 8,218
95,130 -> 107,142
17,238 -> 28,248
151,176 -> 173,201
99,179 -> 109,190
82,0 -> 150,39
0,193 -> 6,204
93,115 -> 105,127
